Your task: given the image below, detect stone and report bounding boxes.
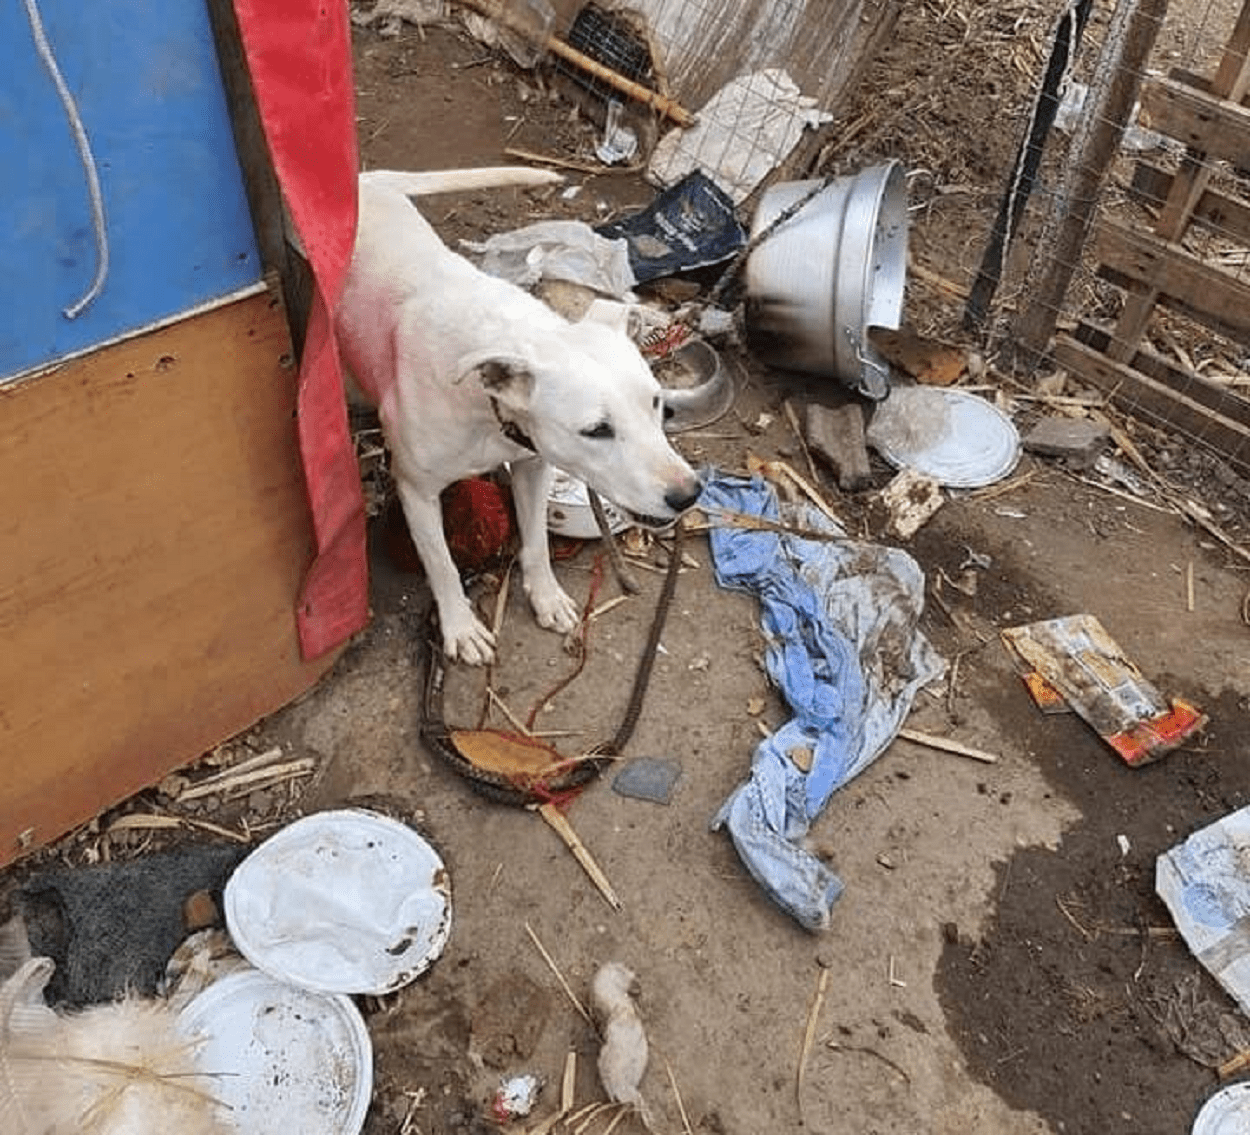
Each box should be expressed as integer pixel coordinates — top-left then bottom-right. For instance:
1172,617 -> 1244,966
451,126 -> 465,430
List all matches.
806,401 -> 873,490
1023,415 -> 1110,467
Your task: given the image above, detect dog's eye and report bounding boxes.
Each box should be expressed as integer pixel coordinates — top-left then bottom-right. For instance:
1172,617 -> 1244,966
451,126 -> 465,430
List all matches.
581,421 -> 615,439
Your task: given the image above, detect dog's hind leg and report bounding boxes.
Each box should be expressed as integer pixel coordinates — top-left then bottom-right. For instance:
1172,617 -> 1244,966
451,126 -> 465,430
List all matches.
394,478 -> 497,665
510,456 -> 581,635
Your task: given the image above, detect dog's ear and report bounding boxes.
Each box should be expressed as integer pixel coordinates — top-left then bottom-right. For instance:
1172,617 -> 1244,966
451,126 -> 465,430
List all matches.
455,352 -> 536,415
478,358 -> 532,393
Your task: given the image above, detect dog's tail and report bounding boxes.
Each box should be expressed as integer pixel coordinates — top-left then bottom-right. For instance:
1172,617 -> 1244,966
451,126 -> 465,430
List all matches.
359,168 -> 563,197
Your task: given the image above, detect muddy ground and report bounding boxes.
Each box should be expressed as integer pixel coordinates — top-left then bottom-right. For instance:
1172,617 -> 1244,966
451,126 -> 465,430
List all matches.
13,5 -> 1250,1135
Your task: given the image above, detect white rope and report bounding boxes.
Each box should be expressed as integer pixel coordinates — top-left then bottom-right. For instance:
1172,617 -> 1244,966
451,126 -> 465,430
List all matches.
22,0 -> 109,319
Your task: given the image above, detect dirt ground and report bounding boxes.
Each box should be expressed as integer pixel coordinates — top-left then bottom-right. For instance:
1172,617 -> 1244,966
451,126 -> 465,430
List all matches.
12,5 -> 1250,1135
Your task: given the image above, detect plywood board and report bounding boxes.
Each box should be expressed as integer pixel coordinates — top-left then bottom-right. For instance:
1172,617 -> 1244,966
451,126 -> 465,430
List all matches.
0,287 -> 337,864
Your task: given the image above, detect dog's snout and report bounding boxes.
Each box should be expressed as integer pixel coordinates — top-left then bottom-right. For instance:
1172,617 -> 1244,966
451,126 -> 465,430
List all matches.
665,481 -> 702,514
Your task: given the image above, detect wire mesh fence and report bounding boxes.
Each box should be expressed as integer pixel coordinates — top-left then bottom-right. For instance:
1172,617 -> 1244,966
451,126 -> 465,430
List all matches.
359,0 -> 1250,524
1006,0 -> 1250,479
801,0 -> 1250,527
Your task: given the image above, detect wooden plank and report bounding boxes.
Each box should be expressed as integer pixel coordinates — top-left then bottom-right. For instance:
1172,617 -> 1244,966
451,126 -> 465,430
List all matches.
1074,321 -> 1250,428
1128,163 -> 1250,245
1053,333 -> 1250,474
0,287 -> 337,864
1137,75 -> 1250,167
1111,4 -> 1250,359
1095,215 -> 1250,342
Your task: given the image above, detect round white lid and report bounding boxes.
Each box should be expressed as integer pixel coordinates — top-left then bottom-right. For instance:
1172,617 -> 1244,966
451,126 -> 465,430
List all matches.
867,384 -> 1021,488
224,809 -> 451,995
178,967 -> 372,1135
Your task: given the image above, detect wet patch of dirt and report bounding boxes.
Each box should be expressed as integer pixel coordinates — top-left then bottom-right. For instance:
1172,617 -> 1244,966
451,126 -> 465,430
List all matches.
936,685 -> 1250,1135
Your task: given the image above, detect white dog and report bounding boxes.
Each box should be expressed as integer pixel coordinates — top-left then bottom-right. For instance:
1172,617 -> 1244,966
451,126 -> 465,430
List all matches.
335,169 -> 703,665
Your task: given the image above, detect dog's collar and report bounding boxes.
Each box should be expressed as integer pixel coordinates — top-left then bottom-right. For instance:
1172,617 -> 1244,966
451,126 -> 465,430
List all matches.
488,396 -> 537,453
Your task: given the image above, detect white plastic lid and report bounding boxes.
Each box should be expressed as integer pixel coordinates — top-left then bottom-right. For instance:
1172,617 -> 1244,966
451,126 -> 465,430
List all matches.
867,384 -> 1021,488
178,968 -> 372,1135
224,809 -> 451,995
1193,1082 -> 1250,1135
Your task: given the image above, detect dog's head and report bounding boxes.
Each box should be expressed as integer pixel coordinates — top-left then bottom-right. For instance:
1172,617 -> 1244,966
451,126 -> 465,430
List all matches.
462,314 -> 703,527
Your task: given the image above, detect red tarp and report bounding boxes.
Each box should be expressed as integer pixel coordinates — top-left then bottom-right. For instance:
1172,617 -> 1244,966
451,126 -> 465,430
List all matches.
232,0 -> 367,659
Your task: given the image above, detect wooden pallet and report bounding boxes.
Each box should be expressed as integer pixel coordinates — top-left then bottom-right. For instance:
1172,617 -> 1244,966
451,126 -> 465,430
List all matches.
1050,1 -> 1250,472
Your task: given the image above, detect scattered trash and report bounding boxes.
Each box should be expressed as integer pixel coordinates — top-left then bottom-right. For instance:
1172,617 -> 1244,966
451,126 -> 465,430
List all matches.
178,967 -> 373,1135
17,844 -> 247,1006
879,467 -> 944,539
805,402 -> 873,492
595,98 -> 638,164
492,1073 -> 543,1122
467,221 -> 636,298
353,0 -> 447,37
611,757 -> 683,805
0,924 -> 232,1135
701,475 -> 944,931
649,69 -> 831,203
591,962 -> 653,1129
1002,614 -> 1207,766
869,327 -> 971,387
1191,1081 -> 1250,1134
1023,415 -> 1111,468
696,306 -> 735,338
745,163 -> 908,400
595,171 -> 746,283
162,928 -> 251,1010
1157,804 -> 1250,1018
224,809 -> 452,996
1094,453 -> 1152,497
866,383 -> 1021,488
548,467 -> 631,539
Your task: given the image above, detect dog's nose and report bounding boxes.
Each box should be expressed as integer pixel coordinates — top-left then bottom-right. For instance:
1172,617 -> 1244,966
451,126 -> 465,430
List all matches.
665,482 -> 702,514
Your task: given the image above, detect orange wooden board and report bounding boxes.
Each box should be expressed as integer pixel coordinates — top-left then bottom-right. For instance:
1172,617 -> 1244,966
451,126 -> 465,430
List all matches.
0,287 -> 338,864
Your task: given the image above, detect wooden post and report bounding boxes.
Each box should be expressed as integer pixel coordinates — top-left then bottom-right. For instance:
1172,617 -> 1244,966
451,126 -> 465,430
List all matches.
1011,0 -> 1171,368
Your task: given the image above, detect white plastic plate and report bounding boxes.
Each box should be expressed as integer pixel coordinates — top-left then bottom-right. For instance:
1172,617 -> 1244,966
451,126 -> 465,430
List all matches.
178,968 -> 372,1135
867,384 -> 1021,488
547,467 -> 630,539
1193,1082 -> 1250,1135
224,809 -> 451,995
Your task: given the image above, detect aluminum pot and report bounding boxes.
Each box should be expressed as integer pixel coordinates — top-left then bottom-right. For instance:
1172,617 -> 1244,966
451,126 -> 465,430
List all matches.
744,161 -> 908,400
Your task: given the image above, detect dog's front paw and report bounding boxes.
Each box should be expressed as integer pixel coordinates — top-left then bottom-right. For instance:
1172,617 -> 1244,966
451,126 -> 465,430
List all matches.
441,606 -> 497,666
527,580 -> 581,635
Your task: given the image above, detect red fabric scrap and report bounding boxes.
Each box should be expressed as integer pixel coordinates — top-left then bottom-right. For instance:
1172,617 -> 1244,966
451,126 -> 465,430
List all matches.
232,0 -> 368,659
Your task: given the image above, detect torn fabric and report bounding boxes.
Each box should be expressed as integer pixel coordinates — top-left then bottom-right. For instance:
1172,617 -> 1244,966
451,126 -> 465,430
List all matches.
702,475 -> 944,930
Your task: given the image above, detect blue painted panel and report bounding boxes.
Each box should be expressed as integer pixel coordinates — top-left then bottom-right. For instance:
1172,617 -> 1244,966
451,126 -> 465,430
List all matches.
0,0 -> 263,381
